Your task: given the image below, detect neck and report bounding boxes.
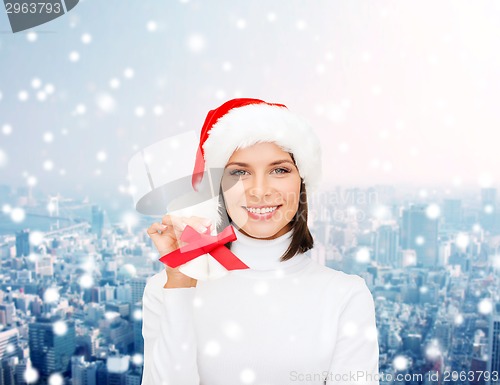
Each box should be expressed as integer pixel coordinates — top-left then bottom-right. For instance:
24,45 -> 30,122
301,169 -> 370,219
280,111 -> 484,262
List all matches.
229,226 -> 310,277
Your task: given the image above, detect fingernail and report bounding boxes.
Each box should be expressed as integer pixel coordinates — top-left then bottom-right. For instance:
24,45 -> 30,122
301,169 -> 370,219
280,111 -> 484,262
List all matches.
161,224 -> 167,229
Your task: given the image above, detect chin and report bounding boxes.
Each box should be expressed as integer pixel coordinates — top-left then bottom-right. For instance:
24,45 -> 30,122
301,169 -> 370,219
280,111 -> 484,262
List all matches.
239,223 -> 287,240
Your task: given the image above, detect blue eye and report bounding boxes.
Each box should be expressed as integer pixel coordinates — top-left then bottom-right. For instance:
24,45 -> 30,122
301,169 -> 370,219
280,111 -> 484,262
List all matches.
272,167 -> 291,174
229,169 -> 248,176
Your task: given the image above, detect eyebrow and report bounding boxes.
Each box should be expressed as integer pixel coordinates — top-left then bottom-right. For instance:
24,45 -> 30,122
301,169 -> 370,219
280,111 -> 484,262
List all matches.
225,160 -> 296,168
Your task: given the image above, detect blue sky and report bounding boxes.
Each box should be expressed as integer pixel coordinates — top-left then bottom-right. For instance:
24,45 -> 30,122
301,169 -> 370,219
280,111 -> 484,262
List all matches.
1,0 -> 500,216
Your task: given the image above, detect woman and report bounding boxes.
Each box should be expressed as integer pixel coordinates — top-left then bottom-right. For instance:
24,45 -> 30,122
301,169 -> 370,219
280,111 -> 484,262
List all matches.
142,98 -> 380,385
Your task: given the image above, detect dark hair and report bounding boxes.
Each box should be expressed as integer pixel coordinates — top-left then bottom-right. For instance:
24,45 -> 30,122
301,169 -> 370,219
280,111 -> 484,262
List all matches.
217,175 -> 314,262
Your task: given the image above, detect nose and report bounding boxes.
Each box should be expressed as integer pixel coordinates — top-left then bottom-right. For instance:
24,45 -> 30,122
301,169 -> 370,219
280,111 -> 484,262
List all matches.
248,174 -> 273,202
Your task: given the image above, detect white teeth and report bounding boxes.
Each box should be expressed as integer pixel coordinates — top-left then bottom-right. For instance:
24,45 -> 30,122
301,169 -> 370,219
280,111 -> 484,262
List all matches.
246,206 -> 278,214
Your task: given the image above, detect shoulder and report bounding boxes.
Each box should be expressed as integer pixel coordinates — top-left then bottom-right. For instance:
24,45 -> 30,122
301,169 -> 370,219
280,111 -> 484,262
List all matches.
304,258 -> 367,291
143,269 -> 167,300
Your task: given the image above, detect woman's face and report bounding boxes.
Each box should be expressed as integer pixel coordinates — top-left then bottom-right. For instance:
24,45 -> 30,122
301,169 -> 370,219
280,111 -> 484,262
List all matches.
221,142 -> 301,240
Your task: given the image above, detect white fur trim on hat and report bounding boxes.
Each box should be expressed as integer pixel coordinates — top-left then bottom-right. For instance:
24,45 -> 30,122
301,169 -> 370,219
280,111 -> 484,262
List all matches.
202,103 -> 322,190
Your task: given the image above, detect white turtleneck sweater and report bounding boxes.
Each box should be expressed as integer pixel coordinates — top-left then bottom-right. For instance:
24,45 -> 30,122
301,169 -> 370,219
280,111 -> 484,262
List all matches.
141,229 -> 380,385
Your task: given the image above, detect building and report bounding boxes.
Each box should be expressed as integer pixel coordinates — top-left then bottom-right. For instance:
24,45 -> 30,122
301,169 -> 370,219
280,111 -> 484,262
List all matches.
15,230 -> 30,257
91,205 -> 104,238
28,317 -> 76,377
480,188 -> 497,233
71,356 -> 98,385
130,278 -> 147,306
374,225 -> 400,267
0,304 -> 15,327
487,302 -> 500,385
0,328 -> 19,360
400,205 -> 438,267
443,198 -> 462,228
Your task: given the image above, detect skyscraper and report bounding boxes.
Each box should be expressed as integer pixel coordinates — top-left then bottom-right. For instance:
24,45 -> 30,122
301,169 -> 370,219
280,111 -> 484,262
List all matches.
443,198 -> 462,228
481,188 -> 497,233
71,356 -> 98,385
487,302 -> 500,385
91,205 -> 104,238
130,278 -> 147,306
400,205 -> 438,267
15,229 -> 30,257
374,225 -> 400,267
28,317 -> 76,377
0,328 -> 19,361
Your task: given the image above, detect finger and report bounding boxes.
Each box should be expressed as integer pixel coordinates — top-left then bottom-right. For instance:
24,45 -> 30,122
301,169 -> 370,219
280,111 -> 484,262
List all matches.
146,222 -> 168,237
162,215 -> 213,234
182,216 -> 213,234
161,214 -> 187,233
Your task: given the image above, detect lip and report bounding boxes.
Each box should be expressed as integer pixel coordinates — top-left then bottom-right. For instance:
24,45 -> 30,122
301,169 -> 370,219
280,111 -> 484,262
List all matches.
243,205 -> 282,220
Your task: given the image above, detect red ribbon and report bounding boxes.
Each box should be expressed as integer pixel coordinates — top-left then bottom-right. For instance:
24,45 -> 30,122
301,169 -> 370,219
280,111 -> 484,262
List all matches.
159,225 -> 249,271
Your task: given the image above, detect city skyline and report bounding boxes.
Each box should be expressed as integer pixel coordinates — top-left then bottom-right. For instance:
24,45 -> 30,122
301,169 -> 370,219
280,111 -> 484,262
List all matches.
2,1 -> 500,202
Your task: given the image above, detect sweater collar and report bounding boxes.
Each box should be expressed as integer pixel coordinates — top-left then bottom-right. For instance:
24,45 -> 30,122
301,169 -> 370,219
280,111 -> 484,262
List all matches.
229,226 -> 310,277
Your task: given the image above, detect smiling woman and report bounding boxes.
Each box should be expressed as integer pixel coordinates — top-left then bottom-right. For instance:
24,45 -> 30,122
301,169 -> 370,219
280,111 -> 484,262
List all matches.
221,142 -> 302,239
142,98 -> 380,385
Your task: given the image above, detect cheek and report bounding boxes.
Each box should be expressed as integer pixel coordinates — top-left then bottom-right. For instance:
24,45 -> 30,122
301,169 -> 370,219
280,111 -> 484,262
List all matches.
283,179 -> 301,206
222,180 -> 246,211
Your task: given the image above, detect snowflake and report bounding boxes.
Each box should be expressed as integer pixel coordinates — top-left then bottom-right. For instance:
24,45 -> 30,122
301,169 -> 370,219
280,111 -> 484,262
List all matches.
26,31 -> 37,42
48,373 -> 64,385
2,124 -> 12,135
109,78 -> 120,89
79,274 -> 94,288
240,368 -> 256,384
10,207 -> 26,223
203,340 -> 220,356
44,288 -> 60,303
187,34 -> 206,53
81,33 -> 92,44
96,150 -> 107,162
267,13 -> 276,22
132,354 -> 143,365
69,51 -> 80,62
31,78 -> 42,89
478,298 -> 492,314
455,233 -> 469,249
53,320 -> 68,336
146,21 -> 158,32
123,67 -> 134,79
18,90 -> 29,101
24,366 -> 39,383
393,355 -> 409,371
43,160 -> 54,171
134,106 -> 145,117
153,105 -> 164,116
0,149 -> 7,167
425,203 -> 441,219
96,93 -> 116,112
356,248 -> 370,263
43,132 -> 54,143
253,281 -> 269,296
29,231 -> 44,246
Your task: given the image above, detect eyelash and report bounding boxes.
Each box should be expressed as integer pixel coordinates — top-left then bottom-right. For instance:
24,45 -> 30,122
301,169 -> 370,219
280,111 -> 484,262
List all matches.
229,167 -> 291,176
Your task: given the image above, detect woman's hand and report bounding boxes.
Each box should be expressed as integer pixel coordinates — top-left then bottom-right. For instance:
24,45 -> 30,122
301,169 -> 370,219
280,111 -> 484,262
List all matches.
147,215 -> 212,289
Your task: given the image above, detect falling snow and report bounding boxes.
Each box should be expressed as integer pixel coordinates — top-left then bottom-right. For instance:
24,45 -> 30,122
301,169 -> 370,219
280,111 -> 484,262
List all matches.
48,373 -> 64,385
81,33 -> 92,44
24,366 -> 39,383
10,207 -> 26,223
69,51 -> 80,62
53,320 -> 68,336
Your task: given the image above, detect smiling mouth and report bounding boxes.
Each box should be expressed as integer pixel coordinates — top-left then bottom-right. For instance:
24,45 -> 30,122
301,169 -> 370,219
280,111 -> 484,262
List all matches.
244,205 -> 281,214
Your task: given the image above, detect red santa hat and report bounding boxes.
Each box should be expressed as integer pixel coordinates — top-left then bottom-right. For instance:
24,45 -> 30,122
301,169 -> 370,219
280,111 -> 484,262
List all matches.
167,98 -> 322,280
192,98 -> 322,193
